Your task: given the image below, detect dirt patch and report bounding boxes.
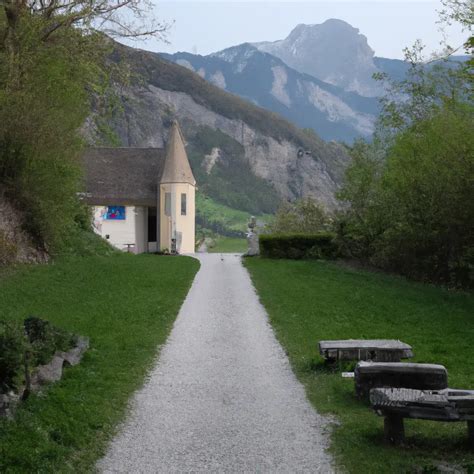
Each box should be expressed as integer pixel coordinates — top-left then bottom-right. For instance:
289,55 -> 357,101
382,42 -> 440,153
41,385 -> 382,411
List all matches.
0,191 -> 48,265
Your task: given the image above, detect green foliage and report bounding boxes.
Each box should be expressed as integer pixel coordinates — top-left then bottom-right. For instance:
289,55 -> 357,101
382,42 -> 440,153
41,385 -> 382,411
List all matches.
24,317 -> 75,366
338,104 -> 474,287
0,7 -> 113,256
196,192 -> 272,238
375,40 -> 470,139
0,320 -> 25,391
267,197 -> 331,234
0,254 -> 199,471
259,232 -> 339,260
0,316 -> 76,393
338,3 -> 473,287
245,258 -> 474,472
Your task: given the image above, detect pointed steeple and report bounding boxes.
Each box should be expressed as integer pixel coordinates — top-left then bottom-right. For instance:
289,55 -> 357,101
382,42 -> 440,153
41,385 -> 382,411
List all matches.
160,121 -> 196,186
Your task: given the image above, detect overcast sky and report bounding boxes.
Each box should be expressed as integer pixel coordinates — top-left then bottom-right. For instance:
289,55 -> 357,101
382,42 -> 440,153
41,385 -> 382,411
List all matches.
125,0 -> 467,60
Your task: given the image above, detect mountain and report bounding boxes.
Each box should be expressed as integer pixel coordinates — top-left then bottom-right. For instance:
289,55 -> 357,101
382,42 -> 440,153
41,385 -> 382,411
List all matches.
84,44 -> 350,213
255,19 -> 392,98
161,44 -> 379,143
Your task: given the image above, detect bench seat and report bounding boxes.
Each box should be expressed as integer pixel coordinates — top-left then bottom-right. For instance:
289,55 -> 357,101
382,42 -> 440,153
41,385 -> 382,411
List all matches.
370,387 -> 474,446
354,361 -> 448,400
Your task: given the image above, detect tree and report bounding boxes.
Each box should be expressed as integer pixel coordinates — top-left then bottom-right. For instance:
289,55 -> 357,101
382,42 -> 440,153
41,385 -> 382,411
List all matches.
0,0 -> 168,254
336,1 -> 473,286
267,198 -> 330,235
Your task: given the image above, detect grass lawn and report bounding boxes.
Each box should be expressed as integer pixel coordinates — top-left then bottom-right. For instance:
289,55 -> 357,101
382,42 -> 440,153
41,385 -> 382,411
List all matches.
196,193 -> 273,235
0,254 -> 199,472
208,236 -> 247,253
245,258 -> 474,473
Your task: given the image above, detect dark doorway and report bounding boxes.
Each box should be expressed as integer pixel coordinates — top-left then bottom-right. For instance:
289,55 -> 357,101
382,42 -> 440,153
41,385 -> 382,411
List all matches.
148,207 -> 157,242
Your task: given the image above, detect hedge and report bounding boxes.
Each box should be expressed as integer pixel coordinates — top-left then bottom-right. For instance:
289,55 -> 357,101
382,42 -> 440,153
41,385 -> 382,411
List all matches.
259,232 -> 339,260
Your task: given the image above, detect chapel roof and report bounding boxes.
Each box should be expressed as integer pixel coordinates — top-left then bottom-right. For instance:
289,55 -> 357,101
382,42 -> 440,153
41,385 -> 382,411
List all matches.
82,121 -> 196,206
160,121 -> 196,186
81,147 -> 165,206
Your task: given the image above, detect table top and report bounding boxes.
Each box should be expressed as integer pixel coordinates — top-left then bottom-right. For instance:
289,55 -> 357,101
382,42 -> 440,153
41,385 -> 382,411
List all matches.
319,339 -> 412,351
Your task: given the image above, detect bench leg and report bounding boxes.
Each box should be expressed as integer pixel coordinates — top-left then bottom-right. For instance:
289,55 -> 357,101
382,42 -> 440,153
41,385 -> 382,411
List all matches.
468,421 -> 474,449
384,414 -> 405,445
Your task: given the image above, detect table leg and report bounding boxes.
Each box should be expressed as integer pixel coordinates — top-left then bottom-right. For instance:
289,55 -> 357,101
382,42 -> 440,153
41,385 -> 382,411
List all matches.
384,414 -> 405,445
468,420 -> 474,449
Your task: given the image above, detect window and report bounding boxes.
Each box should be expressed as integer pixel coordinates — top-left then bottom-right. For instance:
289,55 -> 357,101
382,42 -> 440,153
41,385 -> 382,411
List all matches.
181,193 -> 187,216
164,193 -> 171,216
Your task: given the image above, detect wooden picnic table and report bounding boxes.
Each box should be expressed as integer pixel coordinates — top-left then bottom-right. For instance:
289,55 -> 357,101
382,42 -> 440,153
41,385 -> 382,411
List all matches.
318,339 -> 413,363
370,387 -> 474,446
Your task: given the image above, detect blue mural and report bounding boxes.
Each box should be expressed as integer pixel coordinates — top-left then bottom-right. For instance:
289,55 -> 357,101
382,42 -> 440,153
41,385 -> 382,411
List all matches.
106,206 -> 126,220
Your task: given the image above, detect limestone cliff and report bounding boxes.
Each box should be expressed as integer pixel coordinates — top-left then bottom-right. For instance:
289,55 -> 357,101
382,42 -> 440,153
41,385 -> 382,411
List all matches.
85,45 -> 351,213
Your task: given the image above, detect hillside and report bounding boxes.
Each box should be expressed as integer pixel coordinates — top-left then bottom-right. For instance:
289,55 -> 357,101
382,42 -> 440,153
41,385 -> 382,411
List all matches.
85,44 -> 351,213
162,44 -> 379,142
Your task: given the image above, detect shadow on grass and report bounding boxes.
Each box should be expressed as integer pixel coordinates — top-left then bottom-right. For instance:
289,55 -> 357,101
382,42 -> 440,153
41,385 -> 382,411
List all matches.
305,358 -> 356,374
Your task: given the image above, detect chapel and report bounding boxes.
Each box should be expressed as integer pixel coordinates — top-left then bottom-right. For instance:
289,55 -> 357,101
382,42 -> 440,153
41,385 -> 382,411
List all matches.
82,120 -> 196,254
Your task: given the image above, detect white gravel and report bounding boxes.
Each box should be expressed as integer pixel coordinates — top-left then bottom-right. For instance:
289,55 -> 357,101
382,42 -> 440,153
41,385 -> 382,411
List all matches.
98,253 -> 334,473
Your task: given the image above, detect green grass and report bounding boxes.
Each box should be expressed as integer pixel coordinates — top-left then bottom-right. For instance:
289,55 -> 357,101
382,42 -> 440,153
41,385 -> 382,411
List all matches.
244,258 -> 474,473
196,193 -> 256,234
0,254 -> 199,472
208,236 -> 247,253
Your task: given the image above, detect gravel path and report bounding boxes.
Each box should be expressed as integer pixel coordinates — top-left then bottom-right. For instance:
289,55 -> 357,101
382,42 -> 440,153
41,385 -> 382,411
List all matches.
98,254 -> 334,473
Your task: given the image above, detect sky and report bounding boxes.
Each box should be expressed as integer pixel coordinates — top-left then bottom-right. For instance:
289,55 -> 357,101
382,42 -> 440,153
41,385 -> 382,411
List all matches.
122,0 -> 467,60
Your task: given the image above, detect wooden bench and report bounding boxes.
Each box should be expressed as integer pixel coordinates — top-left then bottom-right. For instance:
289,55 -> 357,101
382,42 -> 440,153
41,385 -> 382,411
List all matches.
370,387 -> 474,447
354,361 -> 448,400
318,339 -> 413,363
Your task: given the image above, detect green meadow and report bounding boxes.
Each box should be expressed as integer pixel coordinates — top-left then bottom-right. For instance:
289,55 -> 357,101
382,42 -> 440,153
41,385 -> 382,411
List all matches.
245,258 -> 474,473
0,254 -> 199,472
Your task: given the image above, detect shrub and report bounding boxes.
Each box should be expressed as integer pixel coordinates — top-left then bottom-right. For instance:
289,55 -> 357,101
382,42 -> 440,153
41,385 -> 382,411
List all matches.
0,317 -> 77,393
24,317 -> 76,366
0,320 -> 25,392
259,232 -> 339,260
267,198 -> 331,234
337,104 -> 474,288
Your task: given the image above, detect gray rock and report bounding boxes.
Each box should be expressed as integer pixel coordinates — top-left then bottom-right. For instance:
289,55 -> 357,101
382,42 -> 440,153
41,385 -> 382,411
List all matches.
59,336 -> 89,366
0,392 -> 20,418
245,216 -> 260,256
31,355 -> 64,388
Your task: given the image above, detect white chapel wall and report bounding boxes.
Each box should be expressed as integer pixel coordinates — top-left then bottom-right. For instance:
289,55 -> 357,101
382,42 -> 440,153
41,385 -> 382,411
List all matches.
92,206 -> 146,253
134,207 -> 147,254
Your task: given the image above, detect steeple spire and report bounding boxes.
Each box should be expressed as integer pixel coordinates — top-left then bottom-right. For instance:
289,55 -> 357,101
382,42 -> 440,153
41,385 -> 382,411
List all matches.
160,120 -> 196,186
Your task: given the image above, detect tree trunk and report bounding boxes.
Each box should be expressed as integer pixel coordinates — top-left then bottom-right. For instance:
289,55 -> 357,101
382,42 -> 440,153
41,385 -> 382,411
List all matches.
3,0 -> 23,90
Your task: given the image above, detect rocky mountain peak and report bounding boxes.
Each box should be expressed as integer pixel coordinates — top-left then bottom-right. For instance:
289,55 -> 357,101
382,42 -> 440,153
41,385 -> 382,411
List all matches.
212,43 -> 259,63
255,19 -> 382,97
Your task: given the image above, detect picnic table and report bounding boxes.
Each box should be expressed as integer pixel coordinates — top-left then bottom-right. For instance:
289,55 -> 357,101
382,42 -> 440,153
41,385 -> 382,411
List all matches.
370,387 -> 474,447
354,361 -> 448,400
318,339 -> 413,363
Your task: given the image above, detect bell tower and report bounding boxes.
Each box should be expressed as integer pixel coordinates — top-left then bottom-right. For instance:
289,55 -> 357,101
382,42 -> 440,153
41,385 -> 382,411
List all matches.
159,121 -> 196,254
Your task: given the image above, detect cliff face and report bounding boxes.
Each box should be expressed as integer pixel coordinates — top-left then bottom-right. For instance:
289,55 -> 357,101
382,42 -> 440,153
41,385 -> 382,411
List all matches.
85,45 -> 351,212
255,19 -> 384,98
162,44 -> 379,143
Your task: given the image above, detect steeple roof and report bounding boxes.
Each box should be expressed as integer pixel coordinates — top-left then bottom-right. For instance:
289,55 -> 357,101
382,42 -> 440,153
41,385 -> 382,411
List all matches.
160,120 -> 196,185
